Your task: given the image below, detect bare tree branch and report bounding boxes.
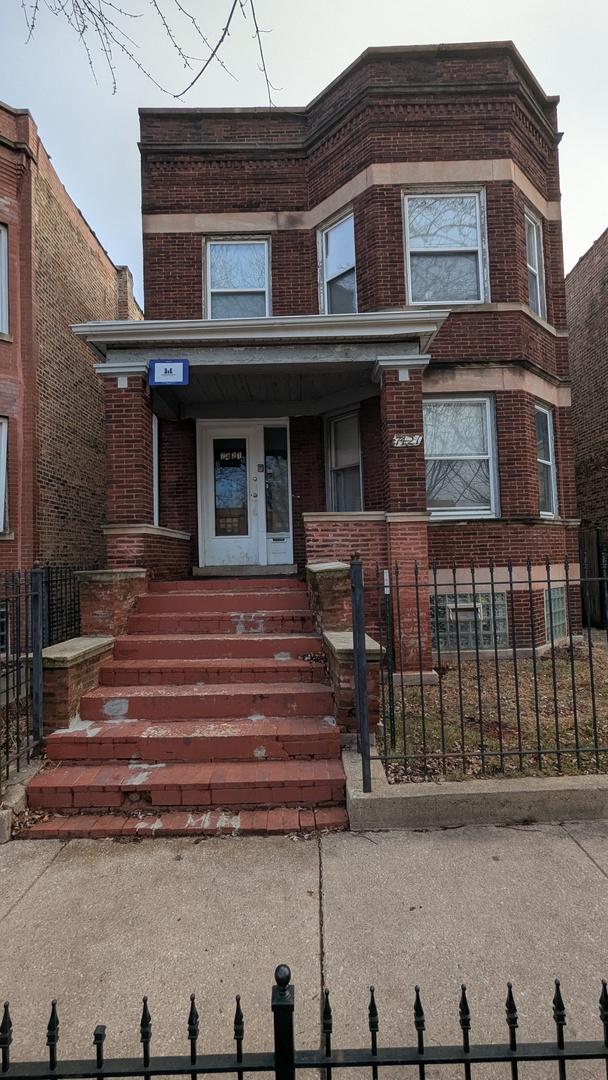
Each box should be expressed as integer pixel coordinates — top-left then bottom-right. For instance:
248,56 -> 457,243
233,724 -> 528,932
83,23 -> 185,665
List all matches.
247,0 -> 280,107
174,0 -> 239,99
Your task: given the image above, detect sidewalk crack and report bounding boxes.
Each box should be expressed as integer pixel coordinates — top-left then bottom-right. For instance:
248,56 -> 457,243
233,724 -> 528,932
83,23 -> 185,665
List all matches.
561,823 -> 608,881
0,841 -> 68,924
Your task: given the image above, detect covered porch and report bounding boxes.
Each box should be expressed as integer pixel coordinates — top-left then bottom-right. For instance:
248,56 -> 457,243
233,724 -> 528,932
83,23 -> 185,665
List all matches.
73,311 -> 447,579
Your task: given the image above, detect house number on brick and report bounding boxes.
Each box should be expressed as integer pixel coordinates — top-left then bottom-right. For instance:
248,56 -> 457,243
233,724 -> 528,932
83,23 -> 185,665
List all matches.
393,434 -> 423,447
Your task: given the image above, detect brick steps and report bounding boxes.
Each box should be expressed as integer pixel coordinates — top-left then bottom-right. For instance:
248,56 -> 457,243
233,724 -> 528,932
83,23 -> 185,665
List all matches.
45,716 -> 340,763
19,805 -> 348,839
149,578 -> 304,594
80,682 -> 335,722
138,590 -> 307,613
127,611 -> 315,635
27,758 -> 346,811
113,634 -> 322,661
100,657 -> 326,686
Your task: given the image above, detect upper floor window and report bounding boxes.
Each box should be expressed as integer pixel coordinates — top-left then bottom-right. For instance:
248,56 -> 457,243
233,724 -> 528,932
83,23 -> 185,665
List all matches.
423,397 -> 498,518
535,404 -> 557,517
525,211 -> 546,320
207,239 -> 269,319
326,411 -> 362,511
0,225 -> 8,335
320,214 -> 357,314
405,193 -> 487,304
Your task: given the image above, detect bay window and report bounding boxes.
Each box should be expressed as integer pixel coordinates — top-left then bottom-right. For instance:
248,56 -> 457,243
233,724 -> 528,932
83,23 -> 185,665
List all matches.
207,239 -> 269,319
0,225 -> 7,335
320,214 -> 357,314
405,192 -> 487,304
525,211 -> 546,319
535,404 -> 557,517
423,397 -> 497,517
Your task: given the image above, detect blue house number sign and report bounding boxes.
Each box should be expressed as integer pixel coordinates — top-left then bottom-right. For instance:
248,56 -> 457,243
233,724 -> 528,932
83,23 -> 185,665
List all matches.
148,359 -> 190,386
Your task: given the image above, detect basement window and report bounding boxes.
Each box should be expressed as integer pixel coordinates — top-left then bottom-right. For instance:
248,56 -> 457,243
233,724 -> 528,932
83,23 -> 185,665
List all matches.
431,592 -> 509,650
319,214 -> 357,314
405,192 -> 488,304
0,225 -> 7,335
207,239 -> 269,319
545,586 -> 567,642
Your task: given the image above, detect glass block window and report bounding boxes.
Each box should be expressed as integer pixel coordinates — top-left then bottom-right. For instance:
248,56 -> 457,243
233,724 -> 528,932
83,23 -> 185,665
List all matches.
405,192 -> 487,303
207,240 -> 269,319
545,586 -> 567,641
320,214 -> 357,314
431,592 -> 508,650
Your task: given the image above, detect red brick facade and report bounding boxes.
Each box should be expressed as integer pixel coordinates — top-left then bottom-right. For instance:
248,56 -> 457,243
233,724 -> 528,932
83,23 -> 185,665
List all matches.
82,43 -> 576,618
566,228 -> 608,532
0,102 -> 140,571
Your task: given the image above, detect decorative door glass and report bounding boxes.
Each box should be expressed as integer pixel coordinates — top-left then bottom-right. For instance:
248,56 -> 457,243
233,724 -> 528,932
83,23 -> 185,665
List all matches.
213,438 -> 248,536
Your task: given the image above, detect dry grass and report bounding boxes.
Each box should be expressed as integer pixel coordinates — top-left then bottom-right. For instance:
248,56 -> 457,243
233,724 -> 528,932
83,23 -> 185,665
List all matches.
378,636 -> 608,782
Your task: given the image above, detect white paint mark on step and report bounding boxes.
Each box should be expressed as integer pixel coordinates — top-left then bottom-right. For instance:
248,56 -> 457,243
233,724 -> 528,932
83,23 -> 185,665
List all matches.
254,746 -> 267,759
102,698 -> 129,719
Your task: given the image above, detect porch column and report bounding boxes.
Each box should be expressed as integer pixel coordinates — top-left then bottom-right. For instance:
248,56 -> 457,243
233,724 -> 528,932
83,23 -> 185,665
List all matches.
105,374 -> 153,525
376,360 -> 433,670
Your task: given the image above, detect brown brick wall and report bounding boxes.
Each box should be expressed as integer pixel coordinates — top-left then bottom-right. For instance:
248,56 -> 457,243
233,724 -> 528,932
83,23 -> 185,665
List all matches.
290,416 -> 326,570
566,228 -> 608,531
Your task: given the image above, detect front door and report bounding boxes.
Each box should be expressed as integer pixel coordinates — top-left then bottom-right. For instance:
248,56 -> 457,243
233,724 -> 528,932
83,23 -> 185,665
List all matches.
198,422 -> 293,568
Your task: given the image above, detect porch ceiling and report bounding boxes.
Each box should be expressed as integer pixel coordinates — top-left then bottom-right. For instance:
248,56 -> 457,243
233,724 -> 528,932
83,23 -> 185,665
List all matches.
151,362 -> 378,420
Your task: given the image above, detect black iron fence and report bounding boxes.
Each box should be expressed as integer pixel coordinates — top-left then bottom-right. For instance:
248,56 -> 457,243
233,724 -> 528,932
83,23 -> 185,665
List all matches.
3,965 -> 608,1079
0,565 -> 86,783
351,556 -> 608,789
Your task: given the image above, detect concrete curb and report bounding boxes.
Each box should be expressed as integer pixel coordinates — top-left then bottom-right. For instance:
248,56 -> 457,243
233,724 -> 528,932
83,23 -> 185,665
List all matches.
0,761 -> 42,843
343,750 -> 608,831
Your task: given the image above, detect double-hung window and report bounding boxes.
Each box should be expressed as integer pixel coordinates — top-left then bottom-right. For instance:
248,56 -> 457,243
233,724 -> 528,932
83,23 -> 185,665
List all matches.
320,214 -> 357,314
405,192 -> 487,304
0,419 -> 7,533
327,412 -> 362,512
0,225 -> 8,335
525,211 -> 546,319
535,404 -> 557,517
207,239 -> 269,319
422,397 -> 497,518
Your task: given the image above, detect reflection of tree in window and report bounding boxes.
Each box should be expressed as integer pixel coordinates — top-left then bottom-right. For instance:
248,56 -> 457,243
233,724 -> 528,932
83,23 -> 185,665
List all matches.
423,400 -> 492,511
407,196 -> 482,303
264,427 -> 290,533
213,439 -> 248,535
209,242 -> 267,319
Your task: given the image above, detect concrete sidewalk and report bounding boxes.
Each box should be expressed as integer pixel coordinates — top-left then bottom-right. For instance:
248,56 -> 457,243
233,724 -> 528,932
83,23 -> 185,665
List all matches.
1,823 -> 608,1065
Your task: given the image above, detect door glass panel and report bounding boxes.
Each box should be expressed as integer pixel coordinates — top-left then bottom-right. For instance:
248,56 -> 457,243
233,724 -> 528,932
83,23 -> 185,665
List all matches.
213,438 -> 248,536
264,427 -> 290,534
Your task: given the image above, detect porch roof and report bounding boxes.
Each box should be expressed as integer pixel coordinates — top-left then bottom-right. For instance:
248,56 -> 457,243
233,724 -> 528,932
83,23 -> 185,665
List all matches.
72,311 -> 448,420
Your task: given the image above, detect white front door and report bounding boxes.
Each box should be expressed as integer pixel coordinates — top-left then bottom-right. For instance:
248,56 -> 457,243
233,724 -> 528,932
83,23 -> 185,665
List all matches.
197,421 -> 293,568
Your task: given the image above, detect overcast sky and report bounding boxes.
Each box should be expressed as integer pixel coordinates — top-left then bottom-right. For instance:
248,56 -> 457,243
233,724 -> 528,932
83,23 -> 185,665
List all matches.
2,0 -> 606,305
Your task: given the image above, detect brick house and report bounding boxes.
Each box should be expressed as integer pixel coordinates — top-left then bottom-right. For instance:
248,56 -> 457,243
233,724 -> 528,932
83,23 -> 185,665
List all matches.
73,42 -> 575,603
566,228 -> 608,535
21,42 -> 578,838
0,100 -> 141,572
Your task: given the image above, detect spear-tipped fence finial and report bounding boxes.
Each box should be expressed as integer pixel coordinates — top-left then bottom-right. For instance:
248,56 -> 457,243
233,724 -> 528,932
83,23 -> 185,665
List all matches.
0,1002 -> 12,1074
553,979 -> 566,1050
600,980 -> 608,1047
47,1000 -> 59,1072
140,996 -> 151,1068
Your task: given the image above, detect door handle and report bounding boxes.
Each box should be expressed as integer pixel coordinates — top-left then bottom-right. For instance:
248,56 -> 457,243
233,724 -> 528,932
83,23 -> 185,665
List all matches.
251,492 -> 258,498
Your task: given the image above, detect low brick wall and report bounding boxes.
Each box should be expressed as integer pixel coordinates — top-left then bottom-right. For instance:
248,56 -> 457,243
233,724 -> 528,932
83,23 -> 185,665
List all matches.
104,526 -> 192,579
306,562 -> 351,633
323,631 -> 381,733
77,568 -> 148,637
43,636 -> 114,736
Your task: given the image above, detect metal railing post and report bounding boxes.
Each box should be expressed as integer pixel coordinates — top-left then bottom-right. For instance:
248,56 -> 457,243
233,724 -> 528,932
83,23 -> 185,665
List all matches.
272,965 -> 295,1080
351,556 -> 371,793
31,569 -> 44,744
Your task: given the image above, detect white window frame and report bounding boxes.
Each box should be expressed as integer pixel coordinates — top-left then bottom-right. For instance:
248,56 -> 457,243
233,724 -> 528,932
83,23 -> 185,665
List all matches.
0,419 -> 7,533
535,403 -> 558,518
525,210 -> 547,320
422,395 -> 499,520
404,189 -> 489,306
152,413 -> 159,527
205,238 -> 270,319
318,212 -> 357,315
0,225 -> 8,335
325,409 -> 363,513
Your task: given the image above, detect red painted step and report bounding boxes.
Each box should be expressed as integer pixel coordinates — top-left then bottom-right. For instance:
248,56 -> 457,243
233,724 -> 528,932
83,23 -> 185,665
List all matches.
149,578 -> 303,593
113,634 -> 322,661
80,682 -> 334,722
45,716 -> 340,763
100,657 -> 326,686
127,611 -> 315,635
27,758 -> 346,811
19,806 -> 348,839
137,590 -> 307,614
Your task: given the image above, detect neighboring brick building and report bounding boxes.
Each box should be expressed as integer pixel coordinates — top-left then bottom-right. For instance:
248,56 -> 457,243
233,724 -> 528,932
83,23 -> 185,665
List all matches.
566,228 -> 608,534
0,100 -> 141,571
74,41 -> 576,638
